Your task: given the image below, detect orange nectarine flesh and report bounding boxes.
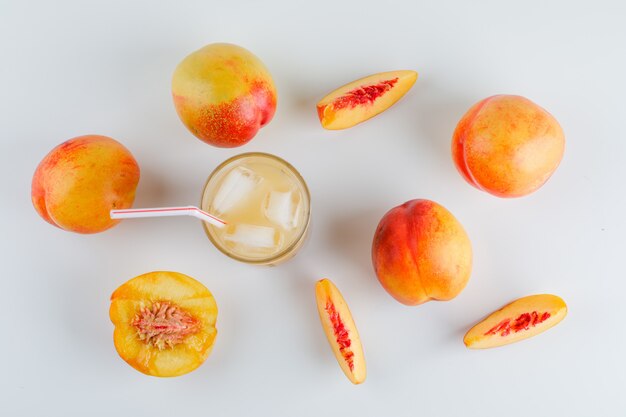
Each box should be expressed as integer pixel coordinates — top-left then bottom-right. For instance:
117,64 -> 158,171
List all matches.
315,279 -> 366,384
317,70 -> 417,130
110,271 -> 218,377
464,294 -> 567,349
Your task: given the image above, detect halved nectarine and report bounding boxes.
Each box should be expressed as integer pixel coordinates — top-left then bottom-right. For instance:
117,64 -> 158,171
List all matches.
315,279 -> 366,384
109,271 -> 218,377
464,294 -> 567,349
317,70 -> 417,130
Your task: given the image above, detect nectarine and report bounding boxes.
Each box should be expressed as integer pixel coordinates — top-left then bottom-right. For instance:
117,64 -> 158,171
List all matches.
317,70 -> 417,129
452,95 -> 565,197
109,271 -> 218,377
464,294 -> 567,349
372,199 -> 472,306
172,43 -> 277,148
31,135 -> 140,234
315,279 -> 366,384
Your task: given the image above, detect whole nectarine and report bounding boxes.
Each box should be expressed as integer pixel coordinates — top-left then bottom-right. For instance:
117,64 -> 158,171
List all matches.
372,199 -> 472,306
452,95 -> 565,197
31,135 -> 140,234
172,43 -> 277,148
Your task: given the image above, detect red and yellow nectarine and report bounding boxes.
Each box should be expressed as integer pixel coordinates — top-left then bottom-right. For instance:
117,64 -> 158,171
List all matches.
172,43 -> 277,148
452,95 -> 565,197
31,135 -> 140,234
372,199 -> 472,306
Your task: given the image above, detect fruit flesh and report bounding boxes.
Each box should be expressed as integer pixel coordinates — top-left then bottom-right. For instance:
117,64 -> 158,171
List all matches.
332,78 -> 398,110
464,294 -> 567,349
31,135 -> 140,234
317,70 -> 417,130
315,279 -> 366,384
132,301 -> 200,350
372,199 -> 472,306
110,271 -> 218,377
324,300 -> 355,371
172,43 -> 277,148
452,95 -> 565,197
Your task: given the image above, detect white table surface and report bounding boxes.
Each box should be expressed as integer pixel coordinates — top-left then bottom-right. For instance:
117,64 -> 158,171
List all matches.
2,1 -> 624,416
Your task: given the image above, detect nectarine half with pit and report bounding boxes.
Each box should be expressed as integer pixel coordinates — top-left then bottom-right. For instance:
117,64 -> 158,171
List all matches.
452,95 -> 565,197
464,294 -> 567,349
315,279 -> 366,384
31,135 -> 140,234
172,43 -> 277,148
110,271 -> 218,377
372,199 -> 472,306
317,70 -> 417,130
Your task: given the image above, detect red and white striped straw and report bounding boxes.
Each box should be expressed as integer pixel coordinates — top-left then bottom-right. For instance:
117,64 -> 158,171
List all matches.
110,206 -> 227,228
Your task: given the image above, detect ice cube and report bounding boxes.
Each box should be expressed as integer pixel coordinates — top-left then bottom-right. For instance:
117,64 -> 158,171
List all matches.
224,224 -> 283,253
212,166 -> 262,214
263,190 -> 302,230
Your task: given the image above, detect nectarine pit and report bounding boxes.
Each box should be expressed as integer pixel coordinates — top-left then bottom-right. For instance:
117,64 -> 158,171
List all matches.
333,78 -> 398,110
325,301 -> 354,371
484,311 -> 551,337
132,301 -> 200,350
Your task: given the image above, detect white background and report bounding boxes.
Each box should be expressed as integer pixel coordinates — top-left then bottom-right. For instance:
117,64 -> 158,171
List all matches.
1,0 -> 624,416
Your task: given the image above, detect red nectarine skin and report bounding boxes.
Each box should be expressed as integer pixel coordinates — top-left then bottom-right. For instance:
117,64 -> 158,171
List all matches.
173,81 -> 276,148
333,78 -> 399,110
451,97 -> 493,190
325,300 -> 355,371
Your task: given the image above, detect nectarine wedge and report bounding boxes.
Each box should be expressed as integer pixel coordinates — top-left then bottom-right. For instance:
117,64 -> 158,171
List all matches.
464,294 -> 567,349
315,279 -> 366,384
110,271 -> 218,377
317,70 -> 417,130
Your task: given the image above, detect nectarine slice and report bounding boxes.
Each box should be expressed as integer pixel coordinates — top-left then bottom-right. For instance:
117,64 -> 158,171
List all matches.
317,70 -> 417,130
464,294 -> 567,349
110,271 -> 218,377
315,279 -> 366,384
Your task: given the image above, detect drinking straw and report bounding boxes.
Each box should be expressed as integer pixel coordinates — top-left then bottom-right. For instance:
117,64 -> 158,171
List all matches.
110,206 -> 227,228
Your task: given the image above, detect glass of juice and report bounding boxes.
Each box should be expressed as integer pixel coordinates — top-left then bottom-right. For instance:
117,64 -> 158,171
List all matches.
201,152 -> 311,265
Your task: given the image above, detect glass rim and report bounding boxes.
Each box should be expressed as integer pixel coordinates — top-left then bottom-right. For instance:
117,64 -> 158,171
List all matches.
200,152 -> 311,265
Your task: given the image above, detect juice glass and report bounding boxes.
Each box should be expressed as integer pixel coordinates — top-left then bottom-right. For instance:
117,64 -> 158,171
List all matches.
201,153 -> 311,265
